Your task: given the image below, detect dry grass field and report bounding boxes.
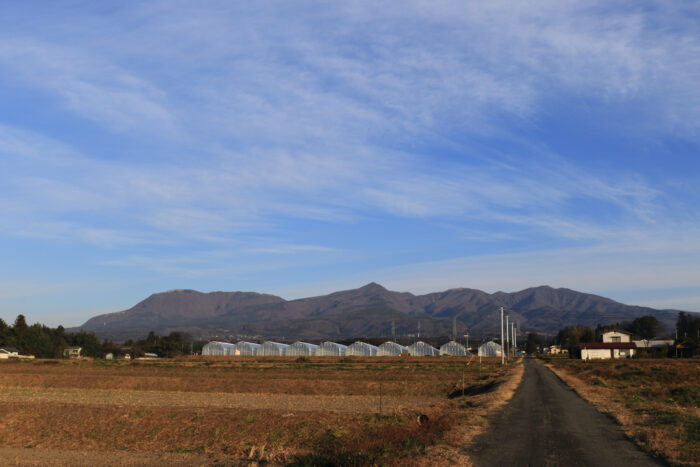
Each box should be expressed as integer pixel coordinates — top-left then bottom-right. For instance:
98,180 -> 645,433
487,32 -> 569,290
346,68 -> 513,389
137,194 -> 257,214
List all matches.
544,357 -> 700,466
0,356 -> 523,466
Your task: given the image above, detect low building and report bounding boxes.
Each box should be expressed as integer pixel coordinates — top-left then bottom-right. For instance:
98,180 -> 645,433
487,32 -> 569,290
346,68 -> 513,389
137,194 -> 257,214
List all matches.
286,342 -> 319,357
548,345 -> 567,355
633,339 -> 674,349
377,341 -> 409,357
478,341 -> 502,357
439,340 -> 470,357
408,341 -> 439,357
235,341 -> 262,356
0,347 -> 20,359
63,346 -> 82,358
579,342 -> 636,360
317,341 -> 347,357
345,341 -> 378,357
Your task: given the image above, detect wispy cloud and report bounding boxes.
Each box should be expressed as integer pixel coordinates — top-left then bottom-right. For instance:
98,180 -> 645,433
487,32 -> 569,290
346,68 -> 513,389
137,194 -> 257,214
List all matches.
367,229 -> 700,305
0,1 -> 699,318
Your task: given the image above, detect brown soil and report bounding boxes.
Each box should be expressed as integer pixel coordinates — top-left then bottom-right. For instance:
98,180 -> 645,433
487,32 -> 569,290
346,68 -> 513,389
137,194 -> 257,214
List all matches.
0,356 -> 513,465
0,386 -> 437,413
0,447 -> 221,466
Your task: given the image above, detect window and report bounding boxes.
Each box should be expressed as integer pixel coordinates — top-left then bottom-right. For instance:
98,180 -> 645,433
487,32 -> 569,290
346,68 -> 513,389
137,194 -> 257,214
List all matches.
611,336 -> 621,342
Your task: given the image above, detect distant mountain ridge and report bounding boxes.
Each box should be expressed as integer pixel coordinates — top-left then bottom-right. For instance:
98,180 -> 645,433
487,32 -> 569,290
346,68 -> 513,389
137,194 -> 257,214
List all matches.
75,283 -> 682,341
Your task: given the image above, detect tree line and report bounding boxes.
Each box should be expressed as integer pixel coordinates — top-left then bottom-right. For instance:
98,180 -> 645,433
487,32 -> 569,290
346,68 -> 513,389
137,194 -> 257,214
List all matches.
0,315 -> 205,358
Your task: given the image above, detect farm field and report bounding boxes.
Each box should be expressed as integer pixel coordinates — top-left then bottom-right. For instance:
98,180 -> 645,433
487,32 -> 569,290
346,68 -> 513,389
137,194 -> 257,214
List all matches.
544,357 -> 700,466
0,356 -> 522,466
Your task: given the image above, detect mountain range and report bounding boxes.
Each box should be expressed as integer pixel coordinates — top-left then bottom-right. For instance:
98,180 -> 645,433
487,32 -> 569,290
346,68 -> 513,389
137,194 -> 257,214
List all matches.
75,283 -> 682,342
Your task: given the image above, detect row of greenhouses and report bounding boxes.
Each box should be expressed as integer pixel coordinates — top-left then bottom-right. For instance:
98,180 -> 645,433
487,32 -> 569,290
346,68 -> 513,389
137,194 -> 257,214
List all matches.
201,339 -> 480,357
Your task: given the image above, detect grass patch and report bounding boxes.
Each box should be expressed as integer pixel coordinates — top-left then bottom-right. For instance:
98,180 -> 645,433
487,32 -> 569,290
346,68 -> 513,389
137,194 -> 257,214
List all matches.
670,386 -> 700,405
547,358 -> 700,466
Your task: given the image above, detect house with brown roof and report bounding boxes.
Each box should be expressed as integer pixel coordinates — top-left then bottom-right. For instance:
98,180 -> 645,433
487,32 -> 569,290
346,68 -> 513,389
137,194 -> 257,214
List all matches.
580,330 -> 636,360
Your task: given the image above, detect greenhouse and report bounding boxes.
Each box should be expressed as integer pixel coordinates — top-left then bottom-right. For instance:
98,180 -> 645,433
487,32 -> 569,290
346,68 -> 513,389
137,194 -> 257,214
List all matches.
439,340 -> 470,357
377,341 -> 408,356
478,341 -> 502,357
287,341 -> 319,356
261,341 -> 289,356
201,341 -> 236,356
346,341 -> 378,357
408,341 -> 439,356
235,341 -> 261,356
317,341 -> 347,356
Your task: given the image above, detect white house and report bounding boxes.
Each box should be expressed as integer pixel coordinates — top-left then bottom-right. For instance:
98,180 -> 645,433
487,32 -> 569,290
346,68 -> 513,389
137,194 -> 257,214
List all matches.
580,342 -> 636,360
63,346 -> 82,358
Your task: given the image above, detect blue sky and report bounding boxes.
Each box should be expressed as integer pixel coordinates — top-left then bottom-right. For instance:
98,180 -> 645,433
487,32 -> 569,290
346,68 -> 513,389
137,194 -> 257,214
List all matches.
1,1 -> 700,326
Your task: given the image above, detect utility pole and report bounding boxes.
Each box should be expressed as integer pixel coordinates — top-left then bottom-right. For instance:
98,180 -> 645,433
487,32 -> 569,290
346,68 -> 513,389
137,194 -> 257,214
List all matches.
512,322 -> 516,357
675,327 -> 678,358
506,314 -> 510,362
500,307 -> 504,365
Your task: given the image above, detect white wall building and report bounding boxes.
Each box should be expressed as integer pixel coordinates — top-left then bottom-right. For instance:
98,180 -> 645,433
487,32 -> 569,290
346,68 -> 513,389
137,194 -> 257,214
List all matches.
602,330 -> 632,343
579,342 -> 636,360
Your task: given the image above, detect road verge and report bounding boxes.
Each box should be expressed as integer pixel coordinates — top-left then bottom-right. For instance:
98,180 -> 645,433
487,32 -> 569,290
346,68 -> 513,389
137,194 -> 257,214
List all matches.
544,360 -> 697,466
413,358 -> 525,467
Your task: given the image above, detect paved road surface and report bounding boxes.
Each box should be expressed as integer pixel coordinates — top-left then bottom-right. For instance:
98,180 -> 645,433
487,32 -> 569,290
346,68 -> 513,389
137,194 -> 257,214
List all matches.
468,358 -> 665,467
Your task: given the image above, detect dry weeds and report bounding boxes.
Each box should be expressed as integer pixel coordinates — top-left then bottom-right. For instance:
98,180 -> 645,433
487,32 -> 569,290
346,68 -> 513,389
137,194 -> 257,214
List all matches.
0,447 -> 221,466
411,358 -> 525,467
0,356 -> 509,465
0,357 -> 495,398
0,387 -> 437,413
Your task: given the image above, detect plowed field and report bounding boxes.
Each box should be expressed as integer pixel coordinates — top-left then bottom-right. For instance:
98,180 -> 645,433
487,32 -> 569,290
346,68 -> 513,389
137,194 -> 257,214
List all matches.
0,356 -> 515,465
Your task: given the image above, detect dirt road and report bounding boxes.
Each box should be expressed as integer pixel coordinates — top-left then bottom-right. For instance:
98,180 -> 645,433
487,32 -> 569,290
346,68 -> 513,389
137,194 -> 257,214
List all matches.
468,358 -> 665,466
